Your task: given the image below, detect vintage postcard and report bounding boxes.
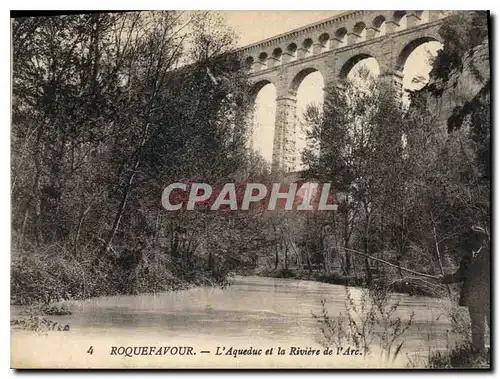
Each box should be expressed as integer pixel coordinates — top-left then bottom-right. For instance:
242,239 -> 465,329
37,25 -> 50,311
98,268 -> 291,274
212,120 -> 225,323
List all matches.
10,10 -> 491,369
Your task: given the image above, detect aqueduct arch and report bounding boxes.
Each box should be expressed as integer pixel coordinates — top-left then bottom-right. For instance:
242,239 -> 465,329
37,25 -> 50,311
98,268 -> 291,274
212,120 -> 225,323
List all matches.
339,53 -> 375,80
291,67 -> 323,94
395,36 -> 441,72
240,10 -> 449,172
250,79 -> 274,101
250,79 -> 277,162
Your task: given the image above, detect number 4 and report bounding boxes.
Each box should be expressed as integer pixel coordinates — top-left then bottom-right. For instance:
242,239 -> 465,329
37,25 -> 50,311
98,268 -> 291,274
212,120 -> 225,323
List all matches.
87,346 -> 94,355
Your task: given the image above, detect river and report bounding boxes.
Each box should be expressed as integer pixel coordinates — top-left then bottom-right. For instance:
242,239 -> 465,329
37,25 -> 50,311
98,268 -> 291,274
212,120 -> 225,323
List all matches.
11,275 -> 456,368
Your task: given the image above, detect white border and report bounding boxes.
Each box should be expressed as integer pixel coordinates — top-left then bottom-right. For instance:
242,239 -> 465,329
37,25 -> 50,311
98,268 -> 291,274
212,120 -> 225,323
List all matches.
2,2 -> 498,378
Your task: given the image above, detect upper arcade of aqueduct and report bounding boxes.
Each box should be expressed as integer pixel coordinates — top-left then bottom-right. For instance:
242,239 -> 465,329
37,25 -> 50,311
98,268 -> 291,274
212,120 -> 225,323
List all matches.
235,11 -> 450,173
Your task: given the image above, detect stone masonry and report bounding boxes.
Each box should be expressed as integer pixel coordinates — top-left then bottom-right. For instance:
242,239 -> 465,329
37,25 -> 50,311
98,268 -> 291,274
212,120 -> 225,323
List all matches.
239,10 -> 450,173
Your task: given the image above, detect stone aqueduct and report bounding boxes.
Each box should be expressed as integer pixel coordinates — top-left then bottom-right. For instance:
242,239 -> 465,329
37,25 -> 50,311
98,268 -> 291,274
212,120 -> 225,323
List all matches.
238,10 -> 448,173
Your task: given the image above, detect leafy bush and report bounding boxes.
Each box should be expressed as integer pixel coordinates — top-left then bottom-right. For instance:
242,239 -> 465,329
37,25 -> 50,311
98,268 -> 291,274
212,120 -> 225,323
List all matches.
430,11 -> 489,81
11,249 -> 85,305
428,345 -> 490,368
313,283 -> 414,364
11,241 -> 230,306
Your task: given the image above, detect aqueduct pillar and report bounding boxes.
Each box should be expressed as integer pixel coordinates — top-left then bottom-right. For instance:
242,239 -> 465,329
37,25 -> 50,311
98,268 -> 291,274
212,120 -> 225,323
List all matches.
272,94 -> 297,172
241,10 -> 448,174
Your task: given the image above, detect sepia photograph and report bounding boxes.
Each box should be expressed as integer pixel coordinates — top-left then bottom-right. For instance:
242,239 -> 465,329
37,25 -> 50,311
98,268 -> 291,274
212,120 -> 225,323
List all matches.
9,9 -> 491,369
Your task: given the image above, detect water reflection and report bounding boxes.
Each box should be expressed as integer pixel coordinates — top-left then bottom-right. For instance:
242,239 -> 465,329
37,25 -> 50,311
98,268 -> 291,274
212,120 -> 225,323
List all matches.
14,276 -> 453,352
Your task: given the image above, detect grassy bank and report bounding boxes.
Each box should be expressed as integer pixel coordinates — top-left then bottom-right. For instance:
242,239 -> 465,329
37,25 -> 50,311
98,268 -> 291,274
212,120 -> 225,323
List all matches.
11,246 -> 229,309
428,345 -> 491,369
253,267 -> 444,297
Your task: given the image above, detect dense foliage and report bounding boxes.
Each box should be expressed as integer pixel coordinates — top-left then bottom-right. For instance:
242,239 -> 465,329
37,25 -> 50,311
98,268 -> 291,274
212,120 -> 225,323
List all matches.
11,11 -> 490,315
11,11 -> 256,304
251,12 -> 490,301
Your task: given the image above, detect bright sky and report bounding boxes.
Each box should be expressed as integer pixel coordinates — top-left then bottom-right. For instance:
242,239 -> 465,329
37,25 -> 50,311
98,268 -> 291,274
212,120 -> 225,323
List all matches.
221,11 -> 343,47
227,11 -> 341,165
225,12 -> 443,170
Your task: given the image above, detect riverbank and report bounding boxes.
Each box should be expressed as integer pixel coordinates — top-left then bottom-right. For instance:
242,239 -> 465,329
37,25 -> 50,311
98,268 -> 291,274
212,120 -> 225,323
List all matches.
11,275 -> 480,368
249,267 -> 446,298
11,249 -> 229,310
428,345 -> 490,369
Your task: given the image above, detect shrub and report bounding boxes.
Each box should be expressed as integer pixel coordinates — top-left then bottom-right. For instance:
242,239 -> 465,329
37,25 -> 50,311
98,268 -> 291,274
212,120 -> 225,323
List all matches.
428,345 -> 490,368
313,282 -> 414,364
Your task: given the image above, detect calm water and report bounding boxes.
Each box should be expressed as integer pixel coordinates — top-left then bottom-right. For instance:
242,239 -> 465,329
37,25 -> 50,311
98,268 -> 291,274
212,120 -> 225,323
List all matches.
11,275 -> 456,368
29,276 -> 453,345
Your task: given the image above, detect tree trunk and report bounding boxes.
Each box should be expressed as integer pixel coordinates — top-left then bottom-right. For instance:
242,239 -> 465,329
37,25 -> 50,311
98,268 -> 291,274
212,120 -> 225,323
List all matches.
17,206 -> 30,248
363,211 -> 372,283
273,224 -> 279,270
101,123 -> 150,258
343,210 -> 351,274
284,240 -> 288,271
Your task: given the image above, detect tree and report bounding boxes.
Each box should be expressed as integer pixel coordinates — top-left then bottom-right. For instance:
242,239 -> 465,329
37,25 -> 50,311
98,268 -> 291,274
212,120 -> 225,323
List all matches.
301,69 -> 407,283
11,11 -> 255,302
